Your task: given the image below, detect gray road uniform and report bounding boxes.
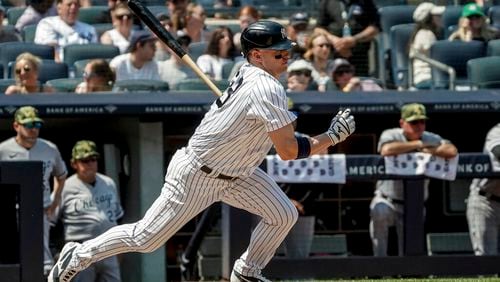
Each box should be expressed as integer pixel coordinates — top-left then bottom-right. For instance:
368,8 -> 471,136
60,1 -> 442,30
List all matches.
467,123 -> 500,255
0,137 -> 67,270
59,173 -> 123,282
369,127 -> 449,256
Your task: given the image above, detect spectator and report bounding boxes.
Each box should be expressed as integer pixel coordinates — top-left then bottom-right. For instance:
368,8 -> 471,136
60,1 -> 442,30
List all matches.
303,32 -> 335,92
75,59 -> 116,93
466,123 -> 500,255
0,6 -> 21,42
181,3 -> 210,43
233,5 -> 260,53
196,26 -> 242,81
369,103 -> 458,256
154,13 -> 174,61
158,35 -> 196,89
166,0 -> 188,18
100,2 -> 136,54
56,140 -> 124,282
15,0 -> 57,33
0,106 -> 67,276
448,3 -> 500,42
315,0 -> 380,76
287,12 -> 311,61
331,58 -> 382,92
409,2 -> 445,90
5,53 -> 54,94
286,59 -> 316,92
34,0 -> 98,62
94,0 -> 141,26
109,30 -> 161,81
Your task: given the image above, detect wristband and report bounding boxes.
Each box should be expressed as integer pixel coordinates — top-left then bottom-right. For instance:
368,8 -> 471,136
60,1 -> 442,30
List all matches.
296,136 -> 311,159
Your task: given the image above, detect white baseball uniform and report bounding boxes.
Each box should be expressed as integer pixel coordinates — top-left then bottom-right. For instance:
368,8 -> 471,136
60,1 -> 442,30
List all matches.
0,137 -> 67,271
467,123 -> 500,255
68,62 -> 299,278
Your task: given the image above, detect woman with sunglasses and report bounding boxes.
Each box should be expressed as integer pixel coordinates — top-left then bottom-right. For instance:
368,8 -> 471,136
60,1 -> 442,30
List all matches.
75,59 -> 116,93
449,3 -> 499,42
100,2 -> 136,54
5,52 -> 54,95
303,31 -> 336,92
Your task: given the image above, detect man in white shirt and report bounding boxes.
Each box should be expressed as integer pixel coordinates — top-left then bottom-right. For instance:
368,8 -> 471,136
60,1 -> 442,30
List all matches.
110,30 -> 161,81
158,35 -> 196,89
34,0 -> 98,62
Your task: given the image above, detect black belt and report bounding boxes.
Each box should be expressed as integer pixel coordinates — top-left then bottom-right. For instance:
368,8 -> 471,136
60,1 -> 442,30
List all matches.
381,193 -> 405,205
479,190 -> 500,203
200,165 -> 238,181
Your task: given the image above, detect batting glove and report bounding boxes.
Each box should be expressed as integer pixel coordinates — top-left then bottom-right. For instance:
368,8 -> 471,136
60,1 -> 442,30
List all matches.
327,109 -> 356,145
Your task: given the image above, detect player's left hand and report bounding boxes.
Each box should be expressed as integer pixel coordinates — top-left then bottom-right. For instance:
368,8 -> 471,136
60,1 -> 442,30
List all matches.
327,109 -> 356,145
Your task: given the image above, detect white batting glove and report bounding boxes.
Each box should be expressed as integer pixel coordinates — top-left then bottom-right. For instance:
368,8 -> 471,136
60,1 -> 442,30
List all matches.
326,109 -> 356,145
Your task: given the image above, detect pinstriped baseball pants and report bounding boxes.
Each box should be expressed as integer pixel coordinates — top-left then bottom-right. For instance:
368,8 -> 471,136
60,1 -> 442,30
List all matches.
467,192 -> 500,255
73,147 -> 298,277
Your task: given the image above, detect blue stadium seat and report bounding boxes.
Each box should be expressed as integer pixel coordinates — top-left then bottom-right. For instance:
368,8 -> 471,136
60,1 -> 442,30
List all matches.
78,6 -> 109,24
0,42 -> 54,79
0,79 -> 15,93
6,6 -> 26,25
442,6 -> 463,35
63,43 -> 120,67
45,78 -> 82,92
114,79 -> 169,92
467,56 -> 500,89
188,41 -> 208,63
389,23 -> 415,90
489,5 -> 500,29
21,24 -> 37,42
8,60 -> 68,83
487,38 -> 500,55
430,40 -> 486,89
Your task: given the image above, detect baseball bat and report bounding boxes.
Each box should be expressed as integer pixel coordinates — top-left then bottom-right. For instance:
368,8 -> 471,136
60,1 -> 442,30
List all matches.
127,0 -> 223,97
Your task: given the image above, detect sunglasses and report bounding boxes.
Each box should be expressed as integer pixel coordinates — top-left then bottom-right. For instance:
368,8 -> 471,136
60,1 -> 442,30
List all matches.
22,121 -> 43,129
15,65 -> 31,75
79,157 -> 98,164
315,43 -> 331,48
409,119 -> 426,125
467,15 -> 482,20
83,71 -> 97,80
116,13 -> 132,20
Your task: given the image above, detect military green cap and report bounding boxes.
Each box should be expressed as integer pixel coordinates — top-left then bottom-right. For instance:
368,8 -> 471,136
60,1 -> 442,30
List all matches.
401,103 -> 429,122
14,106 -> 44,124
72,140 -> 100,161
462,3 -> 485,18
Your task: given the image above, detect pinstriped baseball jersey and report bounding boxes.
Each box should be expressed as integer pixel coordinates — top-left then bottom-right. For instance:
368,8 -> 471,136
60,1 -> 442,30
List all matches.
0,137 -> 67,208
189,62 -> 297,178
470,123 -> 500,196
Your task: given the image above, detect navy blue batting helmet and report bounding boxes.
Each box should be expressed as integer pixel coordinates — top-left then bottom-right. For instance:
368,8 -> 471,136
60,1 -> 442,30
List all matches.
240,20 -> 296,57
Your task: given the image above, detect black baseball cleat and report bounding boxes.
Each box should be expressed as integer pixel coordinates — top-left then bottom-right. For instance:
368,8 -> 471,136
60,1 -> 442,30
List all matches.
47,242 -> 81,282
230,270 -> 271,282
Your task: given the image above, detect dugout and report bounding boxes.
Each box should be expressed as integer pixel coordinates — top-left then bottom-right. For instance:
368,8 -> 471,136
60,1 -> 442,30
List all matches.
0,90 -> 499,281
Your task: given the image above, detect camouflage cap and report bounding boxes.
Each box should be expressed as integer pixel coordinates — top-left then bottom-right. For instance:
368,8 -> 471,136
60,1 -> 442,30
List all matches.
14,106 -> 44,124
401,103 -> 429,122
72,140 -> 100,161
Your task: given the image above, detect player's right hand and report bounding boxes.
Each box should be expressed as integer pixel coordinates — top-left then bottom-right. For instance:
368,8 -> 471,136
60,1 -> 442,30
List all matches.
327,109 -> 356,145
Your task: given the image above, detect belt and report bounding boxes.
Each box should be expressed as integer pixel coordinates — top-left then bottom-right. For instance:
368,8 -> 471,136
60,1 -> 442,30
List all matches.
381,193 -> 405,205
479,190 -> 500,203
200,165 -> 238,181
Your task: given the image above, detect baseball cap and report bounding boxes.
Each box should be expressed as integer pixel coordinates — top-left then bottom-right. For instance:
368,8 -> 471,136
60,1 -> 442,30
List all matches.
14,106 -> 44,124
462,3 -> 485,18
287,59 -> 313,73
401,103 -> 429,122
330,58 -> 354,75
72,140 -> 100,161
289,12 -> 309,28
413,2 -> 445,22
127,30 -> 157,53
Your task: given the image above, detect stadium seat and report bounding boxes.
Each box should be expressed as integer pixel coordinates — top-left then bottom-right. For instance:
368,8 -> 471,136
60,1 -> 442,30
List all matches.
374,0 -> 406,8
45,78 -> 82,92
376,5 -> 416,84
114,79 -> 170,92
487,38 -> 500,56
21,24 -> 37,42
73,59 -> 92,78
188,41 -> 208,63
0,78 -> 15,93
92,23 -> 114,38
8,60 -> 68,83
426,232 -> 473,255
467,56 -> 500,89
442,5 -> 463,35
429,40 -> 485,89
175,78 -> 229,91
221,61 -> 235,80
489,5 -> 500,29
0,42 -> 55,79
389,23 -> 415,89
146,5 -> 168,18
63,43 -> 120,67
6,6 -> 26,25
78,6 -> 109,24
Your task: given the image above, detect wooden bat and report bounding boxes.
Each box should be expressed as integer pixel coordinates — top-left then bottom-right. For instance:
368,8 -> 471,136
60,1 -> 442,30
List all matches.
127,0 -> 223,97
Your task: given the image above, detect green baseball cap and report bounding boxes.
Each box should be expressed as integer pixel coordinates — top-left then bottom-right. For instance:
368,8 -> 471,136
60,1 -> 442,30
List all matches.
462,3 -> 485,18
401,103 -> 429,122
14,106 -> 44,124
72,140 -> 100,161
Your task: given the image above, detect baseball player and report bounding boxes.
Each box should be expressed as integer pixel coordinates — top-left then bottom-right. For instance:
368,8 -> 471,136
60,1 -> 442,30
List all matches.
0,106 -> 67,276
369,103 -> 458,256
48,20 -> 355,282
467,123 -> 500,255
56,140 -> 124,281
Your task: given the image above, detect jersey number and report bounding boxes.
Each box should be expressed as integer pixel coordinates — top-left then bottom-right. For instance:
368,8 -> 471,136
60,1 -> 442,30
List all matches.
216,72 -> 243,108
